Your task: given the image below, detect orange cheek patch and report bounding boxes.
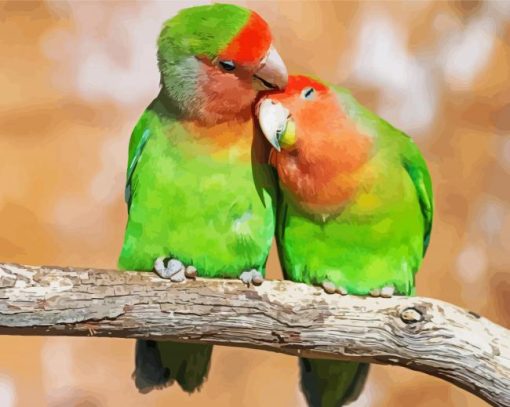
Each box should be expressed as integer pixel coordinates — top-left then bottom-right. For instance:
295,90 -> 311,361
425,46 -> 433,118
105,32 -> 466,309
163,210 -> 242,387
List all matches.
287,75 -> 328,94
275,94 -> 373,214
219,12 -> 272,65
196,61 -> 257,123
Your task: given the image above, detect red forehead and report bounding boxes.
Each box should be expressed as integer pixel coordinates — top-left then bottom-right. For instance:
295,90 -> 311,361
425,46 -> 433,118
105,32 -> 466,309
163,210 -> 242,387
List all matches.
219,12 -> 272,64
286,75 -> 329,94
259,75 -> 329,102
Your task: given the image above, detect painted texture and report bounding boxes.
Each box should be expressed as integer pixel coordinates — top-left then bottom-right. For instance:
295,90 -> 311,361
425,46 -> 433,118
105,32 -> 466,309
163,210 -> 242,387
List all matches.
266,76 -> 432,296
259,75 -> 432,407
0,263 -> 509,407
117,3 -> 280,396
0,1 -> 509,406
118,104 -> 276,277
118,3 -> 278,277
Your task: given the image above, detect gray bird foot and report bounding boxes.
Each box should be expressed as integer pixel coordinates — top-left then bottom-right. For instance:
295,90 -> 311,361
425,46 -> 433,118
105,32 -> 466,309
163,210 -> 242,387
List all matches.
239,269 -> 264,286
321,281 -> 348,295
370,285 -> 395,298
154,257 -> 197,282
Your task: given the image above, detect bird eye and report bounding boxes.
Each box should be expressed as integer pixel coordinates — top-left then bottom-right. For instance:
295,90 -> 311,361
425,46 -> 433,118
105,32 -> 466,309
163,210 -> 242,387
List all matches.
301,87 -> 315,100
219,60 -> 236,72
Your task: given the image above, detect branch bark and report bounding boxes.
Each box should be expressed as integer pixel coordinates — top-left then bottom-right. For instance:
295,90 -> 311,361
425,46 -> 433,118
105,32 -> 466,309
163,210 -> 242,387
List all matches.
0,263 -> 508,406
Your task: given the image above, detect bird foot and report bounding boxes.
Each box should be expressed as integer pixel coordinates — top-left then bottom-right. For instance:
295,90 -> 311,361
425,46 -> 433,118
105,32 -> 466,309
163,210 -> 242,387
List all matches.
370,285 -> 395,298
321,281 -> 348,295
239,269 -> 264,286
153,257 -> 197,282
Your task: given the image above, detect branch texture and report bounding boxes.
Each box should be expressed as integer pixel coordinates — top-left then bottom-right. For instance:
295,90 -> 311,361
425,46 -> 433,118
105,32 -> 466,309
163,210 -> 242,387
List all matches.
0,263 -> 508,406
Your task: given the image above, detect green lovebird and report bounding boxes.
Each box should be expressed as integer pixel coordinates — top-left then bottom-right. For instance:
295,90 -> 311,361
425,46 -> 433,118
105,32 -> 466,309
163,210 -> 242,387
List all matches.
257,75 -> 433,406
118,4 -> 287,393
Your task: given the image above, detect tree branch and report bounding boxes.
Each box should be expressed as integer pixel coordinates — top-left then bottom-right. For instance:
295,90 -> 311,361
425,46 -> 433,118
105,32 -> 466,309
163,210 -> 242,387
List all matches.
0,263 -> 508,406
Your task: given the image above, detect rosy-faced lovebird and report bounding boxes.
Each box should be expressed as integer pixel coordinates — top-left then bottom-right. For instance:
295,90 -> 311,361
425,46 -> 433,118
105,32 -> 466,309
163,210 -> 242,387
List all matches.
118,4 -> 287,393
257,75 -> 433,406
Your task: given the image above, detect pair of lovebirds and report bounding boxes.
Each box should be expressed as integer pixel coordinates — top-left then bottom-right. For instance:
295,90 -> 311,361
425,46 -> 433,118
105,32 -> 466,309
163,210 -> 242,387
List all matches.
118,3 -> 434,407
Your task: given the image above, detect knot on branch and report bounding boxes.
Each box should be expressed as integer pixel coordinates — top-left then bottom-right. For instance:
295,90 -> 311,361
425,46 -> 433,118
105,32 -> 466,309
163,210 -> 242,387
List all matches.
400,307 -> 424,324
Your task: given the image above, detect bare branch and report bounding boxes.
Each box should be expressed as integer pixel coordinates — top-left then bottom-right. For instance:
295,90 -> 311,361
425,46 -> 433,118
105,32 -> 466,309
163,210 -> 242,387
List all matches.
0,263 -> 508,406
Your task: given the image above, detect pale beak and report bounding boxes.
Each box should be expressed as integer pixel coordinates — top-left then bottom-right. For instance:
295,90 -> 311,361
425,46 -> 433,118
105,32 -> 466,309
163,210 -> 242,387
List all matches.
257,98 -> 290,151
253,45 -> 288,91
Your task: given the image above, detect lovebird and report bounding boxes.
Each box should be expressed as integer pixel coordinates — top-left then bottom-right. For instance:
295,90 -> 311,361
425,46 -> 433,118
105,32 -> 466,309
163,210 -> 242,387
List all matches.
257,75 -> 433,406
118,4 -> 287,393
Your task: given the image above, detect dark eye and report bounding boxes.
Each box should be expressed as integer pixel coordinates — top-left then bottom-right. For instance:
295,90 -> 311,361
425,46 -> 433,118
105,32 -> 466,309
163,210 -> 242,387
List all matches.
219,60 -> 236,72
301,87 -> 315,100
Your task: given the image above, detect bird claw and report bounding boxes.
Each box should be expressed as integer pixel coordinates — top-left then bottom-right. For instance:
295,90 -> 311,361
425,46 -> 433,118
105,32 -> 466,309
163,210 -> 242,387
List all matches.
336,286 -> 348,295
321,281 -> 348,295
154,257 -> 167,276
321,281 -> 336,294
380,286 -> 395,298
184,266 -> 197,280
153,257 -> 197,282
370,285 -> 395,298
239,269 -> 264,286
369,288 -> 380,297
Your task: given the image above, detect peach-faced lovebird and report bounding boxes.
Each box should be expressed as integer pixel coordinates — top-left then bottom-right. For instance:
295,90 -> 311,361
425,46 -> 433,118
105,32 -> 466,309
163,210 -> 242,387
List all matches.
118,4 -> 287,393
257,75 -> 433,406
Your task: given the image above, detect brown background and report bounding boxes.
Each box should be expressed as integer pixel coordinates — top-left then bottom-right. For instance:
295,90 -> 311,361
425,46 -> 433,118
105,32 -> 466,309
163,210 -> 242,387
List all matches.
0,1 -> 509,406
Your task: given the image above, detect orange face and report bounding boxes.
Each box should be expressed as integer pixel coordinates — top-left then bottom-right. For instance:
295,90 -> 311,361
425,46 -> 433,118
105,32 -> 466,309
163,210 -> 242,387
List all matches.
257,75 -> 373,214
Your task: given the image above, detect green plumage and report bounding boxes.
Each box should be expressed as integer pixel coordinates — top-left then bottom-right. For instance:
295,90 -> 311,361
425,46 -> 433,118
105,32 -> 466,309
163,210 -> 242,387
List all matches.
158,4 -> 250,60
276,85 -> 433,406
278,86 -> 433,296
119,3 -> 277,393
120,95 -> 276,392
119,98 -> 275,276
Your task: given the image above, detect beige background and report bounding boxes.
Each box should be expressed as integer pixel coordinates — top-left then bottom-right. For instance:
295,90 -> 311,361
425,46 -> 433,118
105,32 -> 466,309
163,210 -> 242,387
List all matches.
0,0 -> 509,406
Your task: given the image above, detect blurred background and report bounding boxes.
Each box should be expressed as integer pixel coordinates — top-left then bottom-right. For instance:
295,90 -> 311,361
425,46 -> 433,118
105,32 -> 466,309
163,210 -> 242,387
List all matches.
0,0 -> 509,406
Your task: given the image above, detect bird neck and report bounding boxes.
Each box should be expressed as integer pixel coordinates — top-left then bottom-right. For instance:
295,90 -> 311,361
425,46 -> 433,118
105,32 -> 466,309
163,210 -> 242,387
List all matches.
275,124 -> 373,216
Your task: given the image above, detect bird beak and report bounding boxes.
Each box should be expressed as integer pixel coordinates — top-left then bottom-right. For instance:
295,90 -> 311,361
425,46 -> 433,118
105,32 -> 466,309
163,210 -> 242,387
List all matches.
257,98 -> 290,151
253,45 -> 288,91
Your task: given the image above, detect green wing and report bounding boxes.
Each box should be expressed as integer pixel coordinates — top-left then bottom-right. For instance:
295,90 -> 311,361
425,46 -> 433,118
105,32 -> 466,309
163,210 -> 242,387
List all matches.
124,96 -> 178,210
125,112 -> 153,209
335,85 -> 434,256
401,138 -> 434,255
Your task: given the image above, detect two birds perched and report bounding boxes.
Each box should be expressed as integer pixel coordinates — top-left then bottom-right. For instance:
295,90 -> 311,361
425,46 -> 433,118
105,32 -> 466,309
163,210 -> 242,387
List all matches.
118,4 -> 433,407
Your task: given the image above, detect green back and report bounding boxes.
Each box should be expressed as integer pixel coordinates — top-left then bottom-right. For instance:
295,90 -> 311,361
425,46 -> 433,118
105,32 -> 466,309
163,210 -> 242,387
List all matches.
336,86 -> 433,255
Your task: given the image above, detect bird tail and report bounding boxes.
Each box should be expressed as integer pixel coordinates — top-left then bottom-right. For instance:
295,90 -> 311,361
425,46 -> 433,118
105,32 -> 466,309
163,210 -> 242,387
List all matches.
299,358 -> 369,407
133,339 -> 213,393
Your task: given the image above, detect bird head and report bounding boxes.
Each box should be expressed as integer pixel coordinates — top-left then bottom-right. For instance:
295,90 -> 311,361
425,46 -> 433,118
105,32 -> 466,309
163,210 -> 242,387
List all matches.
158,4 -> 288,124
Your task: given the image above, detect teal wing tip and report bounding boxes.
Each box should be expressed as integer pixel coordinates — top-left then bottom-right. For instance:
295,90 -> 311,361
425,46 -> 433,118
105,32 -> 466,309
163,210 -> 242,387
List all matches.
125,128 -> 151,208
124,183 -> 131,205
135,340 -> 213,394
299,358 -> 323,407
299,358 -> 370,407
134,340 -> 172,393
341,363 -> 370,405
